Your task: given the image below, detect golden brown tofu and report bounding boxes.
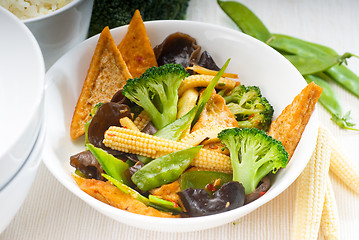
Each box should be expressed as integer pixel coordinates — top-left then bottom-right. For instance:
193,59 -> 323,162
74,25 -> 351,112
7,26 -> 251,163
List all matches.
72,174 -> 179,218
268,82 -> 322,159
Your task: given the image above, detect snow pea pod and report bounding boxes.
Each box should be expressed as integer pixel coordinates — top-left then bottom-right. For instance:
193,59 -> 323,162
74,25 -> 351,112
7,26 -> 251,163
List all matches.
217,0 -> 272,43
87,144 -> 130,185
180,171 -> 233,195
132,146 -> 202,192
304,74 -> 359,131
283,54 -> 339,75
267,34 -> 339,57
325,64 -> 359,98
103,174 -> 182,213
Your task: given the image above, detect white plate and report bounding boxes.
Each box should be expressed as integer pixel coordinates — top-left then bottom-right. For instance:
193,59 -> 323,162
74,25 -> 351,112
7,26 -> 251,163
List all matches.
43,20 -> 318,232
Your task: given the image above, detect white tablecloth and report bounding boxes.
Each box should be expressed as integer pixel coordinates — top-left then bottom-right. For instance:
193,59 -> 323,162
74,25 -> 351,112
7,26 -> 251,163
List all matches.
1,0 -> 359,239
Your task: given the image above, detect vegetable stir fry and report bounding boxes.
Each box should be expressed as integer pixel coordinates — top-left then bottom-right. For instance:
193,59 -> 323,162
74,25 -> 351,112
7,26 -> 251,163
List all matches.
69,11 -> 321,218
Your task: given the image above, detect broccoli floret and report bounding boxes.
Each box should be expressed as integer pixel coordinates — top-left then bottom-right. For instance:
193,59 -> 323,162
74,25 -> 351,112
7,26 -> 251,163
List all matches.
218,127 -> 288,194
221,85 -> 274,131
123,64 -> 189,129
88,0 -> 190,37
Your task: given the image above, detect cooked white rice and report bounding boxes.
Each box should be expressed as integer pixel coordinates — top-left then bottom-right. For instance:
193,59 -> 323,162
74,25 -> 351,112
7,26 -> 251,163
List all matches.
0,0 -> 73,20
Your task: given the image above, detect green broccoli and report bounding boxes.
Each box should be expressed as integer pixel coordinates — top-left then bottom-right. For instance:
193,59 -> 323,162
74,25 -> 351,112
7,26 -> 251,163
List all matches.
218,127 -> 288,194
123,64 -> 189,130
220,85 -> 274,131
88,0 -> 190,37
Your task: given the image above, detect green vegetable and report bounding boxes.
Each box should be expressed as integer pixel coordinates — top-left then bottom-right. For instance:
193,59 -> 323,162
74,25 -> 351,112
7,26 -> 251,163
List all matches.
123,64 -> 189,130
304,75 -> 359,131
132,146 -> 202,192
103,174 -> 149,204
192,58 -> 230,125
180,171 -> 232,195
218,0 -> 359,130
267,34 -> 351,75
148,195 -> 182,213
217,0 -> 271,42
154,107 -> 197,141
325,64 -> 359,98
220,85 -> 274,131
282,54 -> 340,75
218,128 -> 288,194
103,174 -> 182,213
88,0 -> 190,37
87,144 -> 130,185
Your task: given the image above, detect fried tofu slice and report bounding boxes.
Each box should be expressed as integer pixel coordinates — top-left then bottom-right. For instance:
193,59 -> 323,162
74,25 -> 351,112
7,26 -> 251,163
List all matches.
268,82 -> 322,159
70,27 -> 132,140
149,180 -> 181,205
192,92 -> 239,132
118,10 -> 157,78
188,92 -> 238,155
72,174 -> 178,218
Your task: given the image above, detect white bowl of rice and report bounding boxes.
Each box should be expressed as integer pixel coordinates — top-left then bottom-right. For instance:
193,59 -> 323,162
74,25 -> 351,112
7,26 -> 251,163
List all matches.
0,0 -> 94,70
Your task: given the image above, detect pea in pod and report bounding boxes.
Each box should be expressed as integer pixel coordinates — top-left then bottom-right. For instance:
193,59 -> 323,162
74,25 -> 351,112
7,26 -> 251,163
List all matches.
180,171 -> 233,195
103,174 -> 182,213
218,0 -> 359,130
217,0 -> 271,42
304,74 -> 359,131
87,144 -> 130,185
132,146 -> 202,192
325,64 -> 359,98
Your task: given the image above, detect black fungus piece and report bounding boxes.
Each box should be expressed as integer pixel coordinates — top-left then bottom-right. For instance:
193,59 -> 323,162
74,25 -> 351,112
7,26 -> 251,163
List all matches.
244,176 -> 271,204
154,32 -> 201,68
88,102 -> 132,151
197,51 -> 220,71
178,181 -> 245,217
110,89 -> 132,106
141,121 -> 158,135
124,161 -> 145,187
70,150 -> 104,180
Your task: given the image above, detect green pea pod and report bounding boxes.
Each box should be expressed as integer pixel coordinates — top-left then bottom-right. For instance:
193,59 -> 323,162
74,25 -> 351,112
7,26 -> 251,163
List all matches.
193,58 -> 230,125
180,171 -> 232,195
217,0 -> 272,43
325,64 -> 359,98
103,174 -> 182,213
84,119 -> 91,145
137,106 -> 198,164
102,174 -> 149,204
283,54 -> 339,75
132,146 -> 202,192
87,144 -> 130,185
155,106 -> 197,141
267,34 -> 339,57
148,195 -> 182,213
304,75 -> 359,131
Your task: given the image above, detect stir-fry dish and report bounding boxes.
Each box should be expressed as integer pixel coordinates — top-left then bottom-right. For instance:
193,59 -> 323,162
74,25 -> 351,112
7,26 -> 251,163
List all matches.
69,10 -> 322,218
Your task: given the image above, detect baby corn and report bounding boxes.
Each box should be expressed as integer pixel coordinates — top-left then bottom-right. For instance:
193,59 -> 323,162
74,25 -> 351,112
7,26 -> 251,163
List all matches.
178,75 -> 239,96
320,175 -> 340,240
119,117 -> 140,131
133,110 -> 151,131
292,126 -> 331,240
328,131 -> 359,194
103,126 -> 232,172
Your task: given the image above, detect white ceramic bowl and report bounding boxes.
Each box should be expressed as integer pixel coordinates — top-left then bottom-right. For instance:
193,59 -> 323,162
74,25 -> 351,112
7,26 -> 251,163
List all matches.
23,0 -> 94,70
0,6 -> 45,233
43,20 -> 318,232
